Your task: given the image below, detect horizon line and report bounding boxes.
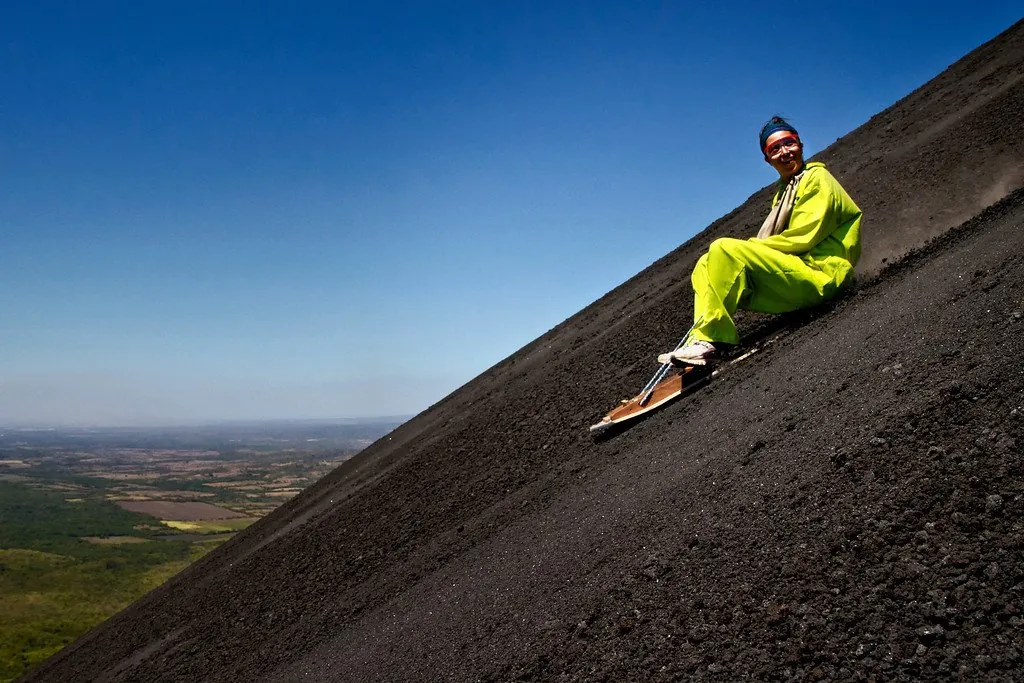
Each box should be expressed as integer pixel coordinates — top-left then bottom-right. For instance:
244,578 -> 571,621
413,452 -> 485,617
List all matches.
0,415 -> 413,431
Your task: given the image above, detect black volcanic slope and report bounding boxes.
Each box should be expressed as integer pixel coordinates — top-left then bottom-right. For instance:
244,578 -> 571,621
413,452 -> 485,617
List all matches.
27,20 -> 1024,683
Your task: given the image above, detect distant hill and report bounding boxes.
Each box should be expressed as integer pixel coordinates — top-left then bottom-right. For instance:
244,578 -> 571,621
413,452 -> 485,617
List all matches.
0,419 -> 407,453
25,19 -> 1024,683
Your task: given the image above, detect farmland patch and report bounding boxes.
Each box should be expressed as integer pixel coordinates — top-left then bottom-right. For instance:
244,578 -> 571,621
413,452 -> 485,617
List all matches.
115,501 -> 248,520
83,536 -> 149,545
160,519 -> 254,534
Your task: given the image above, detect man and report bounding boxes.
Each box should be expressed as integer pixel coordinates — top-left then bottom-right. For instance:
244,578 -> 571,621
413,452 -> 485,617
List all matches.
659,117 -> 863,365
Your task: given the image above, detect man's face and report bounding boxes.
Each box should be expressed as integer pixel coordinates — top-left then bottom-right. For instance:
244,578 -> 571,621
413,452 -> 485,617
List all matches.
763,133 -> 804,179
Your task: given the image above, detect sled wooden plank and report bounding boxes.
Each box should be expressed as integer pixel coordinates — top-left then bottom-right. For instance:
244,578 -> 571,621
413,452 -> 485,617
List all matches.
589,366 -> 708,434
589,336 -> 776,437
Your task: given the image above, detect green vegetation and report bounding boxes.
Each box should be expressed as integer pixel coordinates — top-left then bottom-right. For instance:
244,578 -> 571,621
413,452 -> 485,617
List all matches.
0,422 -> 390,682
0,482 -> 220,682
0,482 -> 155,554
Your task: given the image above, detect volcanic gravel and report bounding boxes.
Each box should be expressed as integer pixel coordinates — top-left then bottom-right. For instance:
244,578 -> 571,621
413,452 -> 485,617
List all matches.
24,19 -> 1024,683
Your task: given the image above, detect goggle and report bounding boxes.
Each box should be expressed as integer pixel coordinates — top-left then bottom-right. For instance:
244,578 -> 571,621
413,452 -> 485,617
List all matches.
765,135 -> 801,158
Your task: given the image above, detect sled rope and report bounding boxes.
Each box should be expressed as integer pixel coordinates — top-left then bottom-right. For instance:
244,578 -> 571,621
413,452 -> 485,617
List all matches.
638,318 -> 701,407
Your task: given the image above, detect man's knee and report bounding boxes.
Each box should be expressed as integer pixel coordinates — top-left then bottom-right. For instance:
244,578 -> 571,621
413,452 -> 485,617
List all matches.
708,237 -> 746,256
705,238 -> 748,268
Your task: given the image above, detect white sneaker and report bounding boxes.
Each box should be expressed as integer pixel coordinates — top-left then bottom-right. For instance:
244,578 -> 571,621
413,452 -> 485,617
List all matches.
657,340 -> 716,366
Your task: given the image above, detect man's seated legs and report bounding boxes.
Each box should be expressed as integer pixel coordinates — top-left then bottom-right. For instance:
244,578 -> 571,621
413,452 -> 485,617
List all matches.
688,237 -> 840,346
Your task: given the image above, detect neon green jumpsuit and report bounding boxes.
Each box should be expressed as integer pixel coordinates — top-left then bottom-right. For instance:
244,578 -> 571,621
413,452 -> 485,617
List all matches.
690,162 -> 862,345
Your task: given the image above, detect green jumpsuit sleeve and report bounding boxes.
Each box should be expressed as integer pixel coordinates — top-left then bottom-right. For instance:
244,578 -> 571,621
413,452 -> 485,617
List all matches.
749,168 -> 838,255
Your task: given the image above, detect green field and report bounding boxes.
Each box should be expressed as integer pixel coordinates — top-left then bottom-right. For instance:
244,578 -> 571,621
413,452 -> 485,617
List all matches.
0,482 -> 229,682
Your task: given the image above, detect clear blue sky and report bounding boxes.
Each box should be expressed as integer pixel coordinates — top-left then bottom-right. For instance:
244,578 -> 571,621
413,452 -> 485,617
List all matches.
1,1 -> 1020,426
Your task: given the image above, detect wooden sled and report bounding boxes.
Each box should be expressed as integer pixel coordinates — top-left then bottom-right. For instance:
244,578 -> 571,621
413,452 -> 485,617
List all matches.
589,364 -> 711,438
588,342 -> 768,439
